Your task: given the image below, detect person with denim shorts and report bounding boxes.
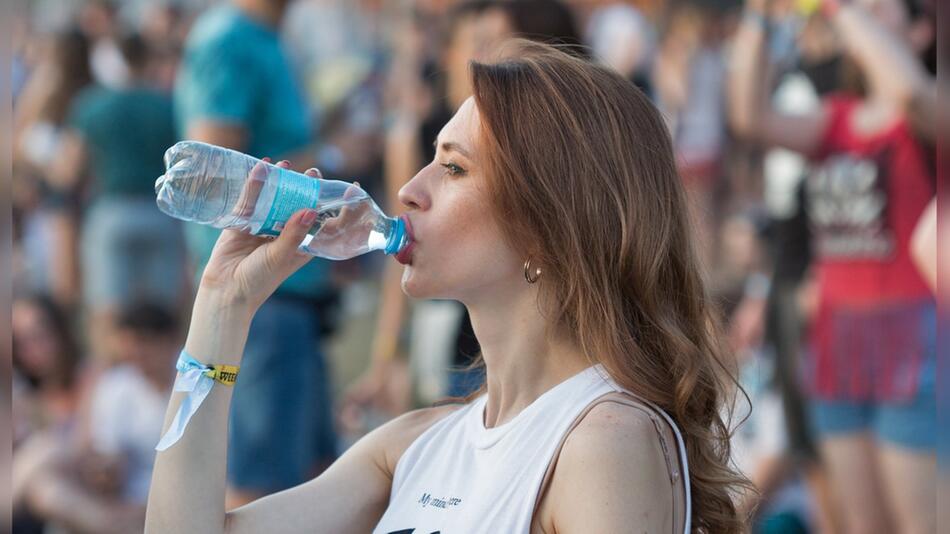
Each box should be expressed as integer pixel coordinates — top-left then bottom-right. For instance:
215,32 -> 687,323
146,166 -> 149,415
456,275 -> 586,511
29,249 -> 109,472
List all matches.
175,0 -> 337,505
798,86 -> 937,531
730,0 -> 937,530
809,302 -> 936,450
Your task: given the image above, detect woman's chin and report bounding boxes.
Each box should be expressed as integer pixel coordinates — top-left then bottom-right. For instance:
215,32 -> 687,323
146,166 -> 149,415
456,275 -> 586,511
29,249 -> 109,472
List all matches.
400,265 -> 424,298
400,265 -> 444,300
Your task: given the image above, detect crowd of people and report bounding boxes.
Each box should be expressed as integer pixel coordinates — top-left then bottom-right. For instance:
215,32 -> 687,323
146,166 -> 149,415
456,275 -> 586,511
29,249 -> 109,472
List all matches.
11,0 -> 936,532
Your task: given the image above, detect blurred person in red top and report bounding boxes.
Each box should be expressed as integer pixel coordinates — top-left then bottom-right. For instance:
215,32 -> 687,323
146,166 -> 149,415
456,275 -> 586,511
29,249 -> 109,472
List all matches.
729,0 -> 936,532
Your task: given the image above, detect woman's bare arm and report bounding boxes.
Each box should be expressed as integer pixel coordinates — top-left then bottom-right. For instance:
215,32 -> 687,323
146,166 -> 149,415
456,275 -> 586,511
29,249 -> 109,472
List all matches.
225,405 -> 458,533
146,282 -> 460,533
144,287 -> 251,533
828,0 -> 934,133
727,2 -> 828,155
143,161 -> 372,532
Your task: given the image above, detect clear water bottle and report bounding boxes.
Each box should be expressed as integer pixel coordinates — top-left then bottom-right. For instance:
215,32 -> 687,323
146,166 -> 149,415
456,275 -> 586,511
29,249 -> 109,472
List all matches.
155,141 -> 409,261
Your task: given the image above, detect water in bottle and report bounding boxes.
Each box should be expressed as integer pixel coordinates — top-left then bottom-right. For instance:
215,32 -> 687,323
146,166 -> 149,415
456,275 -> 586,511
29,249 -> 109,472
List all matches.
155,141 -> 410,260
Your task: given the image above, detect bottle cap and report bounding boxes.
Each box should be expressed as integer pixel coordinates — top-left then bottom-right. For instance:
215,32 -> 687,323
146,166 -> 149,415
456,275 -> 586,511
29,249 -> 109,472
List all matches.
384,216 -> 408,255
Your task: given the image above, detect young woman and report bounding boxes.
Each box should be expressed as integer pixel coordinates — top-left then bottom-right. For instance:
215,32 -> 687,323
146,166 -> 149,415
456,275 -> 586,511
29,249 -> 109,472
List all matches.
146,41 -> 748,533
729,0 -> 936,532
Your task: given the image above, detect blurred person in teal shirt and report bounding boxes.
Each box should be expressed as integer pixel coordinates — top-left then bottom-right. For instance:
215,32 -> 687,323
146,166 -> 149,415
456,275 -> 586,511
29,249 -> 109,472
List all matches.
174,0 -> 338,508
59,33 -> 186,361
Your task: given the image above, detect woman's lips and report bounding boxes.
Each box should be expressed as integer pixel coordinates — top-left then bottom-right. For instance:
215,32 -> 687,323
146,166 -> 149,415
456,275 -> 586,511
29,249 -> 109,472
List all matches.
395,215 -> 415,265
395,242 -> 414,265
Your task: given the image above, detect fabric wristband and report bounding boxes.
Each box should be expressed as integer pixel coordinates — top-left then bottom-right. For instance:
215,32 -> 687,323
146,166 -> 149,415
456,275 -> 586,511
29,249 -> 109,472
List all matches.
155,350 -> 240,451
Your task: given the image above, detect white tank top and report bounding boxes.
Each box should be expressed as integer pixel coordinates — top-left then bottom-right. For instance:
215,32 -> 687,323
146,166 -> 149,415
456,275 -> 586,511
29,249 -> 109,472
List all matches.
373,365 -> 692,534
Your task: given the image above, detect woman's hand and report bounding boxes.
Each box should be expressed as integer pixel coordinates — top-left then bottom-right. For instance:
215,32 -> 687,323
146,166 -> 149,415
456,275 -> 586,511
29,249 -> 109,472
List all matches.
198,160 -> 321,312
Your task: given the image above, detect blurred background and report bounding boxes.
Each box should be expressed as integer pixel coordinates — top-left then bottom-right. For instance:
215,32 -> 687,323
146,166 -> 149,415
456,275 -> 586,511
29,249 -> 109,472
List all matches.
9,0 -> 938,532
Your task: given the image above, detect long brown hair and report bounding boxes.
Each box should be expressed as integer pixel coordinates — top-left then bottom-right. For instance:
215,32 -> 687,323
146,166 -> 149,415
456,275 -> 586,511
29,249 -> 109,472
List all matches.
42,29 -> 93,124
466,40 -> 751,532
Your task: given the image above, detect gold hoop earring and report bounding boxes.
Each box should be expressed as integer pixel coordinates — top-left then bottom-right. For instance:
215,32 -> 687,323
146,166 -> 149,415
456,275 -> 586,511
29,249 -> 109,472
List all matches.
523,256 -> 542,284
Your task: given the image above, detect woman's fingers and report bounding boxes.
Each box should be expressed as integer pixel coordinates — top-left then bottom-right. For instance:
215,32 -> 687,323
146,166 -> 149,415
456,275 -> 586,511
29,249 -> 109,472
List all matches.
335,182 -> 370,227
344,181 -> 361,200
308,180 -> 361,239
323,182 -> 366,231
267,207 -> 318,269
232,158 -> 291,222
231,160 -> 269,218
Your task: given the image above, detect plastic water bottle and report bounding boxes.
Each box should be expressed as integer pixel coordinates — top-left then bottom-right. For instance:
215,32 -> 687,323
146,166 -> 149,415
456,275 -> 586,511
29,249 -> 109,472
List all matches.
155,141 -> 409,260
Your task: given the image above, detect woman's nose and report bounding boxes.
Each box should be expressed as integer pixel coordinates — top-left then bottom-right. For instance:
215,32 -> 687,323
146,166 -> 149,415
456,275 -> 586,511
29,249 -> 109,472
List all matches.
398,167 -> 431,211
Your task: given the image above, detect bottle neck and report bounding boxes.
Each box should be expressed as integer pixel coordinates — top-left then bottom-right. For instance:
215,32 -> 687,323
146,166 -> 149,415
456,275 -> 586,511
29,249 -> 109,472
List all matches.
384,215 -> 408,255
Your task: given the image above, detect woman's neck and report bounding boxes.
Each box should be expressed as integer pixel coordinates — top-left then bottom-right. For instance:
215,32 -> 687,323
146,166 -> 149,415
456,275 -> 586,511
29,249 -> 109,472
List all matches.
467,292 -> 590,429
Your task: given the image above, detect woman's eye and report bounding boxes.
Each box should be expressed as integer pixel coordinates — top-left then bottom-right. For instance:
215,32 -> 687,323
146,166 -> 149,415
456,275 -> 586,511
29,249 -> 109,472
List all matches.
441,162 -> 466,176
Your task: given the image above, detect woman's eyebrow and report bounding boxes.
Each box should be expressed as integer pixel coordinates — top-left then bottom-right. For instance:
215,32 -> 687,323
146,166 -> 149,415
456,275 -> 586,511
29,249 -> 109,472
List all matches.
433,139 -> 473,160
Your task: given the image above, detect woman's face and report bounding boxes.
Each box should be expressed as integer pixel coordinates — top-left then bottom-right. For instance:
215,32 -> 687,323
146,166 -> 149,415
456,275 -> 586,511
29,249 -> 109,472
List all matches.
398,97 -> 524,303
12,300 -> 60,381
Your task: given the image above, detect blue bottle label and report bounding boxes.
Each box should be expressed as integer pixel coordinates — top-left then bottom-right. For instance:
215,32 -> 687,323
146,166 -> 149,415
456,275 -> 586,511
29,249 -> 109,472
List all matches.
257,168 -> 321,236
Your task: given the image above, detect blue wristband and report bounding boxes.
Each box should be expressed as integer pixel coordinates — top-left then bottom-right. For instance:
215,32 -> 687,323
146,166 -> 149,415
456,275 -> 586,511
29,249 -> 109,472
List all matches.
155,350 -> 237,451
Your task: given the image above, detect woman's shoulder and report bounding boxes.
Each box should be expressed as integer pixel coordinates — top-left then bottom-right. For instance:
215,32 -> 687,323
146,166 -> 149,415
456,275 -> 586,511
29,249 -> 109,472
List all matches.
368,402 -> 468,479
537,399 -> 682,533
559,399 -> 675,485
